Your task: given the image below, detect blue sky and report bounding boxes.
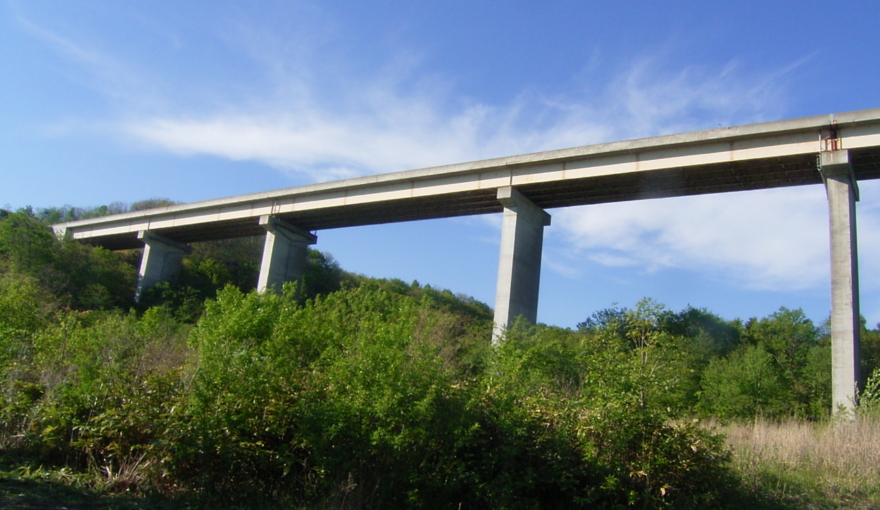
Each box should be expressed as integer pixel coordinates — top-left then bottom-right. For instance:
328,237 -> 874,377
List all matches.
2,0 -> 880,329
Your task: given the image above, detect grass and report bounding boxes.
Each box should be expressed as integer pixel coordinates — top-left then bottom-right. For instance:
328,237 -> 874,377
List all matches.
5,418 -> 880,509
723,416 -> 880,509
0,454 -> 181,510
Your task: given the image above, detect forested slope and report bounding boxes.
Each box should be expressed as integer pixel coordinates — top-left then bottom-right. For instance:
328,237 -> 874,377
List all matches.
2,206 -> 880,509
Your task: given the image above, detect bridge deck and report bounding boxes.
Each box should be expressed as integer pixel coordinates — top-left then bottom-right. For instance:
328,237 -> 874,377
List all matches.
54,108 -> 880,250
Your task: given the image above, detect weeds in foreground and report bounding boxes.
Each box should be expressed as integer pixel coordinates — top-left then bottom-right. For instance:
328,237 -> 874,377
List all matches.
724,416 -> 880,509
0,461 -> 172,510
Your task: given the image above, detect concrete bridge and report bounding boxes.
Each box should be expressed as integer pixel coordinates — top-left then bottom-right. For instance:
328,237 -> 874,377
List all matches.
54,108 -> 880,412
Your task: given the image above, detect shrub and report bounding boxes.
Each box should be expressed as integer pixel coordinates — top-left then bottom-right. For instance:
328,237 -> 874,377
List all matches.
698,343 -> 792,419
4,307 -> 188,491
2,282 -> 735,508
861,369 -> 880,417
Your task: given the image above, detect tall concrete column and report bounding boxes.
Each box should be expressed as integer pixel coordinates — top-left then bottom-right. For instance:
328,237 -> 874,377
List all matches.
136,230 -> 193,300
821,150 -> 862,414
257,215 -> 317,294
493,186 -> 551,341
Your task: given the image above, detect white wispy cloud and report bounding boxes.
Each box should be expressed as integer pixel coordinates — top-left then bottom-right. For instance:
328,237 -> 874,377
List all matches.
123,46 -> 803,181
9,3 -> 170,116
13,3 -> 799,179
20,3 -> 855,295
551,187 -> 831,291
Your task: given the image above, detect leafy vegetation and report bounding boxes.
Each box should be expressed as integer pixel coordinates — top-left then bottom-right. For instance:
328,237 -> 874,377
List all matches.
2,206 -> 880,508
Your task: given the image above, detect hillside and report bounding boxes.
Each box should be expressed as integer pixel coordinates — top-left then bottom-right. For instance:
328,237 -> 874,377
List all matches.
2,207 -> 880,508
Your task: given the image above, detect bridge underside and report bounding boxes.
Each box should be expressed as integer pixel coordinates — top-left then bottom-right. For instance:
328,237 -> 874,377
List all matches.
81,146 -> 880,251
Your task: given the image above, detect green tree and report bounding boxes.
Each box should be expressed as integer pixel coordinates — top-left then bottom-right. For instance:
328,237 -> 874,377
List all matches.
129,198 -> 178,211
0,210 -> 137,310
697,308 -> 829,418
36,202 -> 128,223
0,211 -> 57,276
743,307 -> 822,415
743,308 -> 819,378
861,321 -> 880,386
699,342 -> 792,418
661,305 -> 741,358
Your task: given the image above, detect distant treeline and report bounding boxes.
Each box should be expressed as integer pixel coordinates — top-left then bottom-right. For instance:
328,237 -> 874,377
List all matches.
33,198 -> 179,223
2,206 -> 880,508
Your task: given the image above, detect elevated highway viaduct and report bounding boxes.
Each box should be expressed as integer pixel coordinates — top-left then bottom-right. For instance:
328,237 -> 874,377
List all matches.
54,108 -> 880,412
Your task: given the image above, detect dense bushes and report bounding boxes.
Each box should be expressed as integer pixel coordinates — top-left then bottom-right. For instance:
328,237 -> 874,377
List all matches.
2,307 -> 189,481
698,309 -> 832,419
0,211 -> 138,310
166,286 -> 598,506
4,206 -> 880,508
2,282 -> 735,508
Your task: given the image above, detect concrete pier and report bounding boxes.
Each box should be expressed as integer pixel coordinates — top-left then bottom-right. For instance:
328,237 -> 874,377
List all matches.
493,186 -> 551,341
135,230 -> 192,300
257,215 -> 317,294
821,150 -> 862,413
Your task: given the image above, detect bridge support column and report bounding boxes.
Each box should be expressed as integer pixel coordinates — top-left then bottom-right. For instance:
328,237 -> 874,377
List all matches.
821,150 -> 862,414
493,186 -> 551,341
136,231 -> 192,301
257,215 -> 317,295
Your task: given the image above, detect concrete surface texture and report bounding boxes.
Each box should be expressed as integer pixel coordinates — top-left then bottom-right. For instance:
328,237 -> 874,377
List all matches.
135,231 -> 193,300
257,215 -> 318,295
822,150 -> 862,413
493,186 -> 551,341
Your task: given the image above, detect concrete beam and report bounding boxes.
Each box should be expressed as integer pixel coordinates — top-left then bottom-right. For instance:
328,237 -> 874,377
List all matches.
821,150 -> 862,414
135,231 -> 193,300
257,215 -> 317,295
493,186 -> 551,341
52,108 -> 880,249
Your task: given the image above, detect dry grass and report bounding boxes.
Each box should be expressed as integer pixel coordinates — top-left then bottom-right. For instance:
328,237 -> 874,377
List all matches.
723,416 -> 880,509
